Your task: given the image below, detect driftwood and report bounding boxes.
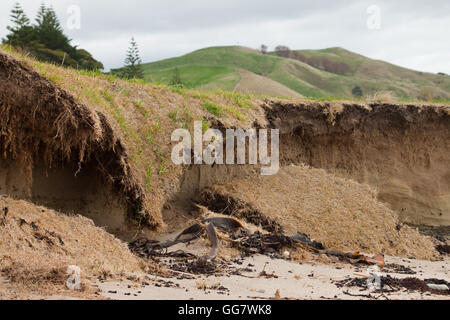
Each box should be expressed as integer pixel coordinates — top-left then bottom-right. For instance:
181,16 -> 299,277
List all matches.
146,217 -> 244,262
198,222 -> 219,262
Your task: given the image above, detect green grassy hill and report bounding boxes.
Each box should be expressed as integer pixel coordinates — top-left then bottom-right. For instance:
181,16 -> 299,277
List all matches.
118,46 -> 450,100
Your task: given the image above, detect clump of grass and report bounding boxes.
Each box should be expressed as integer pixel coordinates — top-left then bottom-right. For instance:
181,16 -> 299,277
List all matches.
46,73 -> 63,85
223,105 -> 248,121
77,68 -> 105,78
100,89 -> 129,135
151,119 -> 162,134
366,91 -> 398,104
201,119 -> 210,132
133,100 -> 151,118
144,119 -> 163,146
431,97 -> 450,104
306,96 -> 355,102
201,99 -> 249,121
202,101 -> 223,117
217,89 -> 253,108
82,87 -> 102,104
158,158 -> 169,175
168,106 -> 194,127
145,128 -> 155,145
145,164 -> 153,191
169,86 -> 187,96
181,106 -> 193,128
121,89 -> 131,97
128,78 -> 148,85
168,110 -> 179,123
193,91 -> 212,100
417,87 -> 437,102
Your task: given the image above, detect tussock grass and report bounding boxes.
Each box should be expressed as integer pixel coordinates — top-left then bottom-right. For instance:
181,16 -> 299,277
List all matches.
202,101 -> 223,117
366,91 -> 398,104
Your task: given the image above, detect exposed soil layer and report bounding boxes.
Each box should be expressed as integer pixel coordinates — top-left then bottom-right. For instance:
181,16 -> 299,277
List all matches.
0,156 -> 128,233
263,100 -> 450,226
0,50 -> 154,233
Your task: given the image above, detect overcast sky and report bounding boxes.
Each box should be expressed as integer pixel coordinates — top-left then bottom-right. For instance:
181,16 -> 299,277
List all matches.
0,0 -> 449,73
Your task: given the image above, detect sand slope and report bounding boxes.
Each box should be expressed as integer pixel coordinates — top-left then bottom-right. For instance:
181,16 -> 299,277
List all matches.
200,165 -> 438,260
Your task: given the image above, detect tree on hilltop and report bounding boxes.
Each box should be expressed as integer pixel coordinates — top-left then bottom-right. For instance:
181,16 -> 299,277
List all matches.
352,85 -> 363,97
260,44 -> 268,54
35,5 -> 72,51
275,45 -> 291,58
3,2 -> 35,49
171,67 -> 183,87
122,37 -> 144,79
9,2 -> 30,31
2,2 -> 103,71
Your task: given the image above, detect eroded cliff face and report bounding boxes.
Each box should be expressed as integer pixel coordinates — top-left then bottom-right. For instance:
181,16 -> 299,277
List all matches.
1,49 -> 449,232
0,50 -> 151,235
263,100 -> 450,226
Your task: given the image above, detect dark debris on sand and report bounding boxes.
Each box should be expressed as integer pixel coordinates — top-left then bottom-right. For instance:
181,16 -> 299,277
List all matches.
230,231 -> 295,258
335,275 -> 450,296
129,229 -> 296,277
383,263 -> 417,275
436,245 -> 450,255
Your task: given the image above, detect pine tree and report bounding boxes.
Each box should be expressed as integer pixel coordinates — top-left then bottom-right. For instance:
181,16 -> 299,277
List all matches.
260,44 -> 268,55
35,2 -> 47,27
7,2 -> 30,32
352,85 -> 363,97
35,5 -> 72,51
3,2 -> 34,48
123,37 -> 144,79
171,67 -> 183,87
2,2 -> 103,71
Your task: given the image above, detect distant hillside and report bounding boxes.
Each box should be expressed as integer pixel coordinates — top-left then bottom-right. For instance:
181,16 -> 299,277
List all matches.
125,46 -> 450,100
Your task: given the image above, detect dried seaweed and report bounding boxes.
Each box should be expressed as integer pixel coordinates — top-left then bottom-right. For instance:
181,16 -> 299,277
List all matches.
335,275 -> 450,296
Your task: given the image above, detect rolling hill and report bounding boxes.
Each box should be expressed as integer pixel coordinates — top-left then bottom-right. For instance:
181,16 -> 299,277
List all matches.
123,46 -> 450,100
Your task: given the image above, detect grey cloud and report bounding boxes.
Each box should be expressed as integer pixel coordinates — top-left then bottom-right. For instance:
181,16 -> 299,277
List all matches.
0,0 -> 448,73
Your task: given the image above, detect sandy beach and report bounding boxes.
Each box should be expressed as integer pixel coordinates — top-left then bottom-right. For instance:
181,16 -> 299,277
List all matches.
97,254 -> 450,300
